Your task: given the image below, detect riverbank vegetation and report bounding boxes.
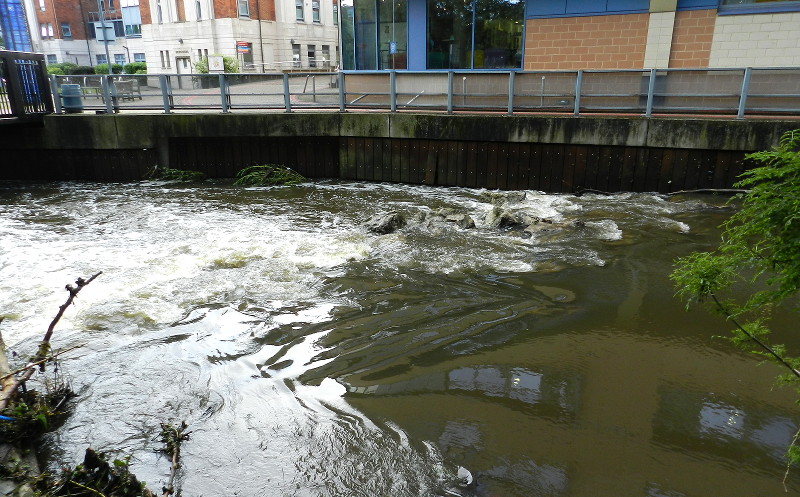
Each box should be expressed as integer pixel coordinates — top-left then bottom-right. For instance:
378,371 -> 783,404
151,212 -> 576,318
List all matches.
672,129 -> 800,482
0,275 -> 189,496
233,164 -> 306,186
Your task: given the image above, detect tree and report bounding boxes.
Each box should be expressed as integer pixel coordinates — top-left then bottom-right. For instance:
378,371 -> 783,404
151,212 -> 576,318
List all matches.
671,129 -> 800,478
193,55 -> 239,73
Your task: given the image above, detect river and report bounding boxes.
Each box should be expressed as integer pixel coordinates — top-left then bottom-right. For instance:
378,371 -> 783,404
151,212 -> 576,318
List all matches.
1,180 -> 798,497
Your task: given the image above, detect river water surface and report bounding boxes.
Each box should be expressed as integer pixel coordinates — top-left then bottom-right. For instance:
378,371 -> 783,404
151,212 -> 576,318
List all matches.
1,180 -> 799,497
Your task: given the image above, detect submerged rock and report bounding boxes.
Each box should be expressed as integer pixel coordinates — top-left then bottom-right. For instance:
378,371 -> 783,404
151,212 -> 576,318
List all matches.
364,211 -> 407,234
445,213 -> 475,229
479,190 -> 527,206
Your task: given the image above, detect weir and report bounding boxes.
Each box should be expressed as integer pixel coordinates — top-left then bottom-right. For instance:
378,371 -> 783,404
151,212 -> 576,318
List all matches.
1,112 -> 797,192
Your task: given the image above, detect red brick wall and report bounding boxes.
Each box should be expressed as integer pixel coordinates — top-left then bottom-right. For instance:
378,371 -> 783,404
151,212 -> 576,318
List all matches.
35,0 -> 96,40
213,0 -> 274,20
139,0 -> 151,24
524,13 -> 649,70
668,9 -> 715,68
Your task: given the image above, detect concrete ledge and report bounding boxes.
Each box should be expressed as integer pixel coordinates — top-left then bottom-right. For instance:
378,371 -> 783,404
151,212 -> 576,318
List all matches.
5,113 -> 791,153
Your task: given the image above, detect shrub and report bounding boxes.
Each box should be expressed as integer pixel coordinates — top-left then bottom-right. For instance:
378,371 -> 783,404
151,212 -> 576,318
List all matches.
70,65 -> 96,75
194,55 -> 239,74
47,65 -> 65,75
94,63 -> 123,74
234,165 -> 306,186
124,62 -> 146,74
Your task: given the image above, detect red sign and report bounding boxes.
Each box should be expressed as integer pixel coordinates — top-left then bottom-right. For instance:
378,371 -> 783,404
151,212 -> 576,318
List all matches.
236,41 -> 250,54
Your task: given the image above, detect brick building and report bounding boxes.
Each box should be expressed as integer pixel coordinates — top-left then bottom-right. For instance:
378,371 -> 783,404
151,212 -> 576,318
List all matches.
22,0 -> 339,73
140,0 -> 339,74
28,0 -> 146,67
340,0 -> 800,70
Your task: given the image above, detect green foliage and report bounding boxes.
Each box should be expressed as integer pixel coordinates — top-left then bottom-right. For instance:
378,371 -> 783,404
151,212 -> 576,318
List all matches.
37,449 -> 155,497
146,166 -> 206,183
0,387 -> 73,445
70,65 -> 96,75
46,66 -> 65,75
123,62 -> 146,74
234,164 -> 306,186
193,55 -> 239,74
94,63 -> 124,75
671,129 -> 800,465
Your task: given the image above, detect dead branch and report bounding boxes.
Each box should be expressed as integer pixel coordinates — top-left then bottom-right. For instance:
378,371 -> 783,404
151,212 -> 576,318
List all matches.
0,272 -> 101,411
160,421 -> 191,497
0,344 -> 83,383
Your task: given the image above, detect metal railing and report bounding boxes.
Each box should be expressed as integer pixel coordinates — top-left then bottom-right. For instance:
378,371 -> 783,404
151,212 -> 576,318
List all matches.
48,67 -> 800,119
1,50 -> 54,120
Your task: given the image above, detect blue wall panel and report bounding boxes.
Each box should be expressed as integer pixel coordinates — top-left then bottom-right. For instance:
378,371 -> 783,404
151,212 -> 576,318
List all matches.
528,0 -> 649,18
676,0 -> 717,10
407,0 -> 427,70
0,0 -> 33,52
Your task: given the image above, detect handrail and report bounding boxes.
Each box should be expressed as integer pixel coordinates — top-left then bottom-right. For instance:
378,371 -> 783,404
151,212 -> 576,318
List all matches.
41,66 -> 800,119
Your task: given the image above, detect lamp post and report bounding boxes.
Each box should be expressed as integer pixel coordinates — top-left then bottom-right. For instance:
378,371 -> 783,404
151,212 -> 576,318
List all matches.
97,0 -> 112,74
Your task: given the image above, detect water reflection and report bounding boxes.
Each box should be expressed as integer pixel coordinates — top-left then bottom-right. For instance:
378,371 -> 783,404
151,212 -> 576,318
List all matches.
654,388 -> 799,465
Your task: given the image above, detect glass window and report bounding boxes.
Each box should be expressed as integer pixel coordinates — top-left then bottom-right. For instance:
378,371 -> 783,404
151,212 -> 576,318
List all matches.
157,0 -> 163,23
341,0 -> 355,69
333,3 -> 338,24
312,1 -> 320,22
97,54 -> 108,64
353,0 -> 377,69
472,0 -> 524,68
113,20 -> 125,37
38,0 -> 44,11
427,0 -> 471,69
377,0 -> 406,69
238,0 -> 249,16
40,23 -> 47,38
114,53 -> 125,65
427,0 -> 523,69
61,22 -> 72,38
321,44 -> 330,68
292,44 -> 301,67
125,23 -> 141,35
134,52 -> 146,62
296,0 -> 305,21
308,45 -> 316,67
47,54 -> 57,64
47,23 -> 54,38
196,0 -> 202,19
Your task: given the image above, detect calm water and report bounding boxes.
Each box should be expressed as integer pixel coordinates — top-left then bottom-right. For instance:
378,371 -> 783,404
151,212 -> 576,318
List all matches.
1,180 -> 798,497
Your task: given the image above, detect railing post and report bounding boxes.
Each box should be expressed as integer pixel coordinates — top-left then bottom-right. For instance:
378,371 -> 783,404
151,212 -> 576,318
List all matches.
507,71 -> 515,116
573,70 -> 583,117
219,74 -> 229,113
390,70 -> 397,112
447,71 -> 454,114
50,74 -> 62,114
338,72 -> 346,112
101,75 -> 115,114
645,68 -> 657,117
159,75 -> 172,114
283,73 -> 292,113
737,67 -> 752,120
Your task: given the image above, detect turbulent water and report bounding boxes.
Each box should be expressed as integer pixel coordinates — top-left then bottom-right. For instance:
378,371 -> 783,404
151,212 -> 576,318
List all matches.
1,180 -> 799,497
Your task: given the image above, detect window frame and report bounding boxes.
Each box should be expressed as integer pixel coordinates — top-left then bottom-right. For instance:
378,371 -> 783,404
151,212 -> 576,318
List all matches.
717,0 -> 800,14
312,0 -> 320,22
296,0 -> 305,21
60,22 -> 72,38
238,0 -> 250,17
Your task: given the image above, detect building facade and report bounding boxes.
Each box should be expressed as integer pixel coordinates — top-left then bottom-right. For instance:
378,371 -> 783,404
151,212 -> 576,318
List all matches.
139,0 -> 340,74
341,0 -> 800,71
21,0 -> 339,73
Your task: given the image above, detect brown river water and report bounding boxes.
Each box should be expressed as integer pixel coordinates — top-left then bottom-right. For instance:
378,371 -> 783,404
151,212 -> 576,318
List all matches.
0,180 -> 798,497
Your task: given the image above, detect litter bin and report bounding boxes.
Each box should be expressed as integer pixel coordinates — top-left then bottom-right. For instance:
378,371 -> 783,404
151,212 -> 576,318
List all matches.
61,84 -> 83,113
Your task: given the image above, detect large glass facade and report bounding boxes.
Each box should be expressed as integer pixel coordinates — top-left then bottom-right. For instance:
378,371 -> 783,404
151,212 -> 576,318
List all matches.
345,0 -> 407,70
428,0 -> 523,69
341,0 -> 523,70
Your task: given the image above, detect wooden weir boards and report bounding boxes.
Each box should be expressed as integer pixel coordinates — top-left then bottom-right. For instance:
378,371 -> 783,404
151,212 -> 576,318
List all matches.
168,136 -> 748,194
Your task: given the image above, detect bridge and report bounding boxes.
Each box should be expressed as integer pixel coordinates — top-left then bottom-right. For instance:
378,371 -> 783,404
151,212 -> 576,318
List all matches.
2,51 -> 799,192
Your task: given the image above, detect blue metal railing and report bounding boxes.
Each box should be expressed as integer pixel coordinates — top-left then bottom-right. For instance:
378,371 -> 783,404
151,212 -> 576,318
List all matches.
46,67 -> 800,119
1,50 -> 53,120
